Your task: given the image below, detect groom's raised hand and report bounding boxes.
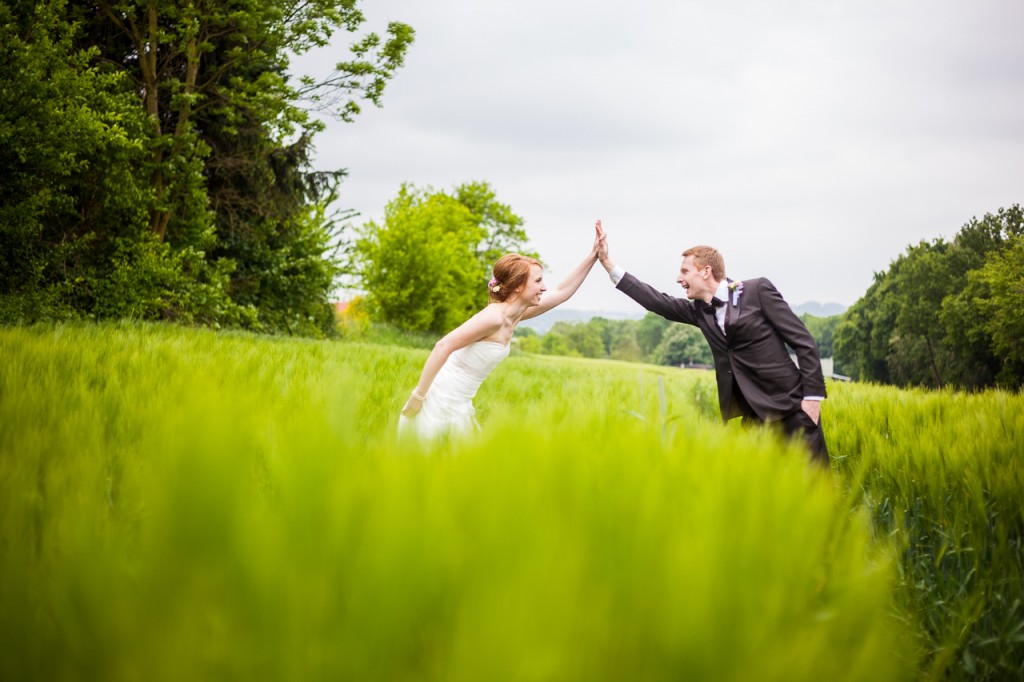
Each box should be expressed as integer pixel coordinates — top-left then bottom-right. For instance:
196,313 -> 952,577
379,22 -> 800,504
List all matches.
595,220 -> 615,271
592,220 -> 607,258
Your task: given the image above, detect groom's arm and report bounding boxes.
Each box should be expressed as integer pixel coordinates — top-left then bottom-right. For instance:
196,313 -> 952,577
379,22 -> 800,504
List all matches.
598,238 -> 698,326
755,278 -> 827,422
616,273 -> 699,326
758,279 -> 826,398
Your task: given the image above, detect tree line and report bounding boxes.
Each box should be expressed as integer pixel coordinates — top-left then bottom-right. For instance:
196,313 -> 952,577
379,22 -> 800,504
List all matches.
834,205 -> 1023,390
514,202 -> 1024,392
511,311 -> 839,370
515,314 -> 712,366
1,0 -> 413,336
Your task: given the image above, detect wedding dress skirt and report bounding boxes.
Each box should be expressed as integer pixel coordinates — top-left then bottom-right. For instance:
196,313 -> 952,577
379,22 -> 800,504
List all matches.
399,341 -> 510,441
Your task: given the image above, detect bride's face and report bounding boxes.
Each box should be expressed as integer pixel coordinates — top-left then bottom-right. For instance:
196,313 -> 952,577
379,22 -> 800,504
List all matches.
517,264 -> 546,306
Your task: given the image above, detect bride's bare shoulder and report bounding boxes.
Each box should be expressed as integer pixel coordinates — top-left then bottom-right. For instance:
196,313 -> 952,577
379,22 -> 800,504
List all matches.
454,304 -> 504,338
476,303 -> 506,323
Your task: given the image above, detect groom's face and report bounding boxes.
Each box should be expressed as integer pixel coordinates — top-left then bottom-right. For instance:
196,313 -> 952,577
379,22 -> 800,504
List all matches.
676,255 -> 713,300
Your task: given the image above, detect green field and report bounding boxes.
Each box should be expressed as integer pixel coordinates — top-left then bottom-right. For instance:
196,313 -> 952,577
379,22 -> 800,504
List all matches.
1,323 -> 1021,680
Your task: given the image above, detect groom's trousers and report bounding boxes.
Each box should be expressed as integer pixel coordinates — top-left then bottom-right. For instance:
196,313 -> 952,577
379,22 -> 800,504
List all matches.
733,381 -> 830,467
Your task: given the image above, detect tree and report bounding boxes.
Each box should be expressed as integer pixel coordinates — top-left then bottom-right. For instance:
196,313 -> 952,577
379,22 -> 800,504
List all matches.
561,320 -> 605,358
653,324 -> 712,367
833,272 -> 898,384
513,326 -> 544,354
355,186 -> 481,333
610,331 -> 643,362
352,183 -> 534,333
835,205 -> 1024,389
939,206 -> 1024,388
636,312 -> 670,357
454,181 -> 533,273
981,235 -> 1024,387
800,313 -> 840,360
1,0 -> 414,335
540,330 -> 576,357
78,0 -> 411,242
585,317 -> 615,357
964,234 -> 1024,388
890,241 -> 955,387
0,0 -> 159,322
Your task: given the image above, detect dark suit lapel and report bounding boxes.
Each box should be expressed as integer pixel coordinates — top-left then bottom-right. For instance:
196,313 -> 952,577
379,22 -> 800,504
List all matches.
706,307 -> 725,339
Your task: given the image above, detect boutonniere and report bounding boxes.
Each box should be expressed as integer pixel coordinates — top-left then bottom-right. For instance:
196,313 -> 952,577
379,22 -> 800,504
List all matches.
728,280 -> 744,306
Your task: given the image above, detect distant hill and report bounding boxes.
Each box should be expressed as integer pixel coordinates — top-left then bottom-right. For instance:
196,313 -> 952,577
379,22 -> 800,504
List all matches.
793,302 -> 848,317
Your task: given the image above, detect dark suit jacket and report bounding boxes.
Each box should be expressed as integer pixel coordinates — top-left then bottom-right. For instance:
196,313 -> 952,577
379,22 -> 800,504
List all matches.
618,273 -> 826,423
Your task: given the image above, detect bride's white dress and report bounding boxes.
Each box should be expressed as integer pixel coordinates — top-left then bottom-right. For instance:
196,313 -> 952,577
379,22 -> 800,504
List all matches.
399,341 -> 510,440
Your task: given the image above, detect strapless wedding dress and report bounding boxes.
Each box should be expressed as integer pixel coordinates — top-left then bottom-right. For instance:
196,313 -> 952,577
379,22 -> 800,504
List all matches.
399,341 -> 510,440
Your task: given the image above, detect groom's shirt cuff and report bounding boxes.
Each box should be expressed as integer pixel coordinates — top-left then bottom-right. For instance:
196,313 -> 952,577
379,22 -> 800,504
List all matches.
608,265 -> 625,285
803,396 -> 824,401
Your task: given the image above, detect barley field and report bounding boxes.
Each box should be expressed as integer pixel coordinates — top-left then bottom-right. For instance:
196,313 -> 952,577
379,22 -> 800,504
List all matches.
1,323 -> 1021,680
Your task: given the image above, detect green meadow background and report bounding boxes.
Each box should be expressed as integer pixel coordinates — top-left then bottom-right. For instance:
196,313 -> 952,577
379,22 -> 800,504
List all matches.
1,323 -> 1021,681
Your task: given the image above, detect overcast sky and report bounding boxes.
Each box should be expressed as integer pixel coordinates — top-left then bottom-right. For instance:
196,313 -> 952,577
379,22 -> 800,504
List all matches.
295,0 -> 1024,313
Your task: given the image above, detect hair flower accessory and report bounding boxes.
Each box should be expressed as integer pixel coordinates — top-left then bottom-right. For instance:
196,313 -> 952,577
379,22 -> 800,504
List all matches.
728,280 -> 744,305
488,277 -> 501,293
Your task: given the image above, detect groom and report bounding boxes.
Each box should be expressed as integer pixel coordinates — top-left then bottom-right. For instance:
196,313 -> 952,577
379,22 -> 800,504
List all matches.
597,226 -> 830,466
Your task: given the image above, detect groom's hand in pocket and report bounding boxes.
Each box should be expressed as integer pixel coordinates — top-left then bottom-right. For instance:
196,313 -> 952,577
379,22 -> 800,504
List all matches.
801,399 -> 821,425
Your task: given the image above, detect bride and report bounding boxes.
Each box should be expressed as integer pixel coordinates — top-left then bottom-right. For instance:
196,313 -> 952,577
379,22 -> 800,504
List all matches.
399,221 -> 605,440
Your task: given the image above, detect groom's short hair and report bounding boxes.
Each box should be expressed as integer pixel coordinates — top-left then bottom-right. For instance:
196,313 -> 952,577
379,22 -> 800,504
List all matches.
682,246 -> 725,281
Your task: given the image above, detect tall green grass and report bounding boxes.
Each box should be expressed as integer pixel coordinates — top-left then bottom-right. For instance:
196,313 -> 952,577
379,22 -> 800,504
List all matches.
829,384 -> 1024,680
1,322 -> 1018,679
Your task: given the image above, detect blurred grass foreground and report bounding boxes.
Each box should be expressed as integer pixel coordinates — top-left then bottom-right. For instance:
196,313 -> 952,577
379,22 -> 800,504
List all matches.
1,323 -> 1021,680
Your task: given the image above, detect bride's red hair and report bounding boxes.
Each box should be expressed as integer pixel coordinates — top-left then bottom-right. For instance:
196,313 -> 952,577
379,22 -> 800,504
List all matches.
488,253 -> 541,303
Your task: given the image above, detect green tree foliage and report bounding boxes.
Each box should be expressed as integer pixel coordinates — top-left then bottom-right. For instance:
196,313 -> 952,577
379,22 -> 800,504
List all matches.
610,333 -> 643,362
652,324 -> 713,367
800,313 -> 839,362
454,181 -> 531,273
953,233 -> 1024,388
0,0 -> 414,336
516,312 -> 714,368
352,183 -> 535,333
552,320 -> 605,358
890,241 -> 958,387
833,272 -> 898,385
636,312 -> 671,357
0,0 -> 154,321
835,206 -> 1024,389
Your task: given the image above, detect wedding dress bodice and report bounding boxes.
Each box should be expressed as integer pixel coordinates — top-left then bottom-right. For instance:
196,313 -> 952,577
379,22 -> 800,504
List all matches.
398,341 -> 510,441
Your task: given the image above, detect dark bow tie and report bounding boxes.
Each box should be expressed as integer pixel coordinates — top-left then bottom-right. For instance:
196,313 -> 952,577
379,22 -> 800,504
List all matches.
703,297 -> 725,315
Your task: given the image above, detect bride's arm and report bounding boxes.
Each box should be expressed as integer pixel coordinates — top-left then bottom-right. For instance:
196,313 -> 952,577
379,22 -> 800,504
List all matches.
401,308 -> 502,416
522,220 -> 604,320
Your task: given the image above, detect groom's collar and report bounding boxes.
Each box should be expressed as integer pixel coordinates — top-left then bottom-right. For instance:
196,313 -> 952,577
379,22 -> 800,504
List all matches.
714,279 -> 730,302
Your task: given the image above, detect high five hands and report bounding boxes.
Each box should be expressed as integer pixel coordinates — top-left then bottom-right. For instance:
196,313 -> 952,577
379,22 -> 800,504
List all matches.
594,220 -> 609,262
